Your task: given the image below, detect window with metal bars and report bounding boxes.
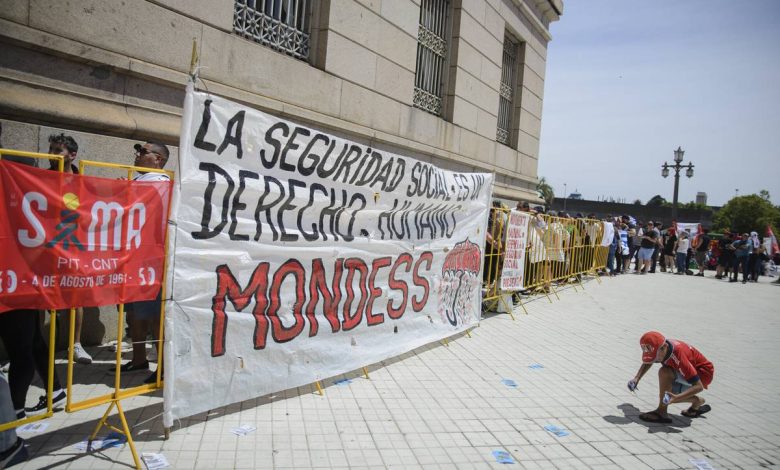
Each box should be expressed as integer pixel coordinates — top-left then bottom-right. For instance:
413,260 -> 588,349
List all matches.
497,35 -> 518,146
234,0 -> 310,61
413,0 -> 450,116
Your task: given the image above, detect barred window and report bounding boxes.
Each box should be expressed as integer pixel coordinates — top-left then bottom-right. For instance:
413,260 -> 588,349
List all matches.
413,0 -> 450,116
234,0 -> 310,61
497,35 -> 518,146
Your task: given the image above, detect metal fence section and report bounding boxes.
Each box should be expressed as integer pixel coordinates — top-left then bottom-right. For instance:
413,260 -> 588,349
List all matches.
482,207 -> 608,316
413,0 -> 450,116
497,36 -> 518,145
234,0 -> 310,60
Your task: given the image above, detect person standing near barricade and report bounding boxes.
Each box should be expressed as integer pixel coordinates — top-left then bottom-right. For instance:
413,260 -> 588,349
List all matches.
674,232 -> 690,275
46,134 -> 93,365
649,222 -> 662,273
113,142 -> 170,385
630,331 -> 714,424
0,128 -> 67,419
636,222 -> 657,274
692,228 -> 711,277
715,231 -> 735,280
662,227 -> 677,273
730,233 -> 752,284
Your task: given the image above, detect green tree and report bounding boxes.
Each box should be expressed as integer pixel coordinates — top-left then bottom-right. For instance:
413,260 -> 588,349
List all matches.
713,194 -> 780,234
633,199 -> 642,205
536,176 -> 554,207
646,194 -> 667,206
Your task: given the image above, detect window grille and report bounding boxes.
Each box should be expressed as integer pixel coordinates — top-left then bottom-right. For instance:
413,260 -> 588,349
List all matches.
413,0 -> 450,116
497,36 -> 518,145
234,0 -> 310,61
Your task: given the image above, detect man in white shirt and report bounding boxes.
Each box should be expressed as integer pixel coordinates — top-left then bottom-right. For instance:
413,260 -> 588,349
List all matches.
118,142 -> 170,384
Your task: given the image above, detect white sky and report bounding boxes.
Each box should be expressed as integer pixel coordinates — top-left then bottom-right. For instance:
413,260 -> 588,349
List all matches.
538,0 -> 780,207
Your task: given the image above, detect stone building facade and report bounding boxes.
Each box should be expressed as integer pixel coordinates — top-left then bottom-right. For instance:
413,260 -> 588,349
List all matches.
0,0 -> 562,344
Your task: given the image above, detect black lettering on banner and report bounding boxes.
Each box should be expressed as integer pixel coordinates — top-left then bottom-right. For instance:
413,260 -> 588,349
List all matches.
353,151 -> 383,186
280,126 -> 311,172
229,170 -> 259,241
333,145 -> 363,183
254,176 -> 285,241
277,179 -> 305,242
192,162 -> 234,240
298,133 -> 329,176
348,148 -> 372,185
260,122 -> 289,169
194,99 -> 217,152
316,141 -> 348,179
297,183 -> 326,241
217,111 -> 246,159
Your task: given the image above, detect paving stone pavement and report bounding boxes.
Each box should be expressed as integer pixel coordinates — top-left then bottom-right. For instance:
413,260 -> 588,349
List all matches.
10,271 -> 780,469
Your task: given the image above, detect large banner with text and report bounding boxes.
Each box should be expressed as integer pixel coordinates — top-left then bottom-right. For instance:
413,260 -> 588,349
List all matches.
0,160 -> 171,312
164,87 -> 493,424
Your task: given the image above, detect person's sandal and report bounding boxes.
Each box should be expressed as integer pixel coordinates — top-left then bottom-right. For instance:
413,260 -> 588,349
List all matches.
681,404 -> 711,418
639,411 -> 672,424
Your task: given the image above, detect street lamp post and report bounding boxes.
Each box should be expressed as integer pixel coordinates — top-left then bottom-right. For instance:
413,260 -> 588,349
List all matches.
661,146 -> 694,221
563,183 -> 567,211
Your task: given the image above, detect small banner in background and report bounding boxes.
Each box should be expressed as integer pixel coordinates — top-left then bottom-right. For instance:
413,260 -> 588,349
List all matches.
500,210 -> 531,291
0,161 -> 171,312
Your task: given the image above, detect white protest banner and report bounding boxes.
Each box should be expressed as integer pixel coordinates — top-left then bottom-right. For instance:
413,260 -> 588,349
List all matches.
676,222 -> 700,238
600,222 -> 615,247
499,210 -> 531,291
163,85 -> 493,425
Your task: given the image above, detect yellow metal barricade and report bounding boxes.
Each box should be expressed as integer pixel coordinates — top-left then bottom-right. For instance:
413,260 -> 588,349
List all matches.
479,205 -> 611,316
482,205 -> 514,318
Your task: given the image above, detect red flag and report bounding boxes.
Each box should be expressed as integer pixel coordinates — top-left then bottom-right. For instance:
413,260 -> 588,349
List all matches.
767,225 -> 779,255
0,160 -> 171,313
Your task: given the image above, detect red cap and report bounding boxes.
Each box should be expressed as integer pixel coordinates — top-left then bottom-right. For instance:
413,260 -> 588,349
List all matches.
640,331 -> 665,363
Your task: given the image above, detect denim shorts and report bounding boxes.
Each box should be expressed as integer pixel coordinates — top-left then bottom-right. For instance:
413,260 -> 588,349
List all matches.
638,247 -> 655,262
672,370 -> 693,394
127,292 -> 162,321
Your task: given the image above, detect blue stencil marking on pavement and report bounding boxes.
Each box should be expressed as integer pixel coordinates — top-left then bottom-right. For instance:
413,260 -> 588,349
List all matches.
501,379 -> 518,388
543,424 -> 570,437
492,450 -> 516,464
333,378 -> 353,386
528,363 -> 544,369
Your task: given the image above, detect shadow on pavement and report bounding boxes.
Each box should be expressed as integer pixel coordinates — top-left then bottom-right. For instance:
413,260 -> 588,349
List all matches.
603,403 -> 692,434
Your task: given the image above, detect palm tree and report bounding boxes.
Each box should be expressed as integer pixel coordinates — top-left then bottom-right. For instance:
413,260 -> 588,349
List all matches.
536,176 -> 554,207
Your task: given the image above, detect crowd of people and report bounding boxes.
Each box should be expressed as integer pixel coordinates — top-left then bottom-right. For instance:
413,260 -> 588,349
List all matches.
0,126 -> 169,467
602,216 -> 777,284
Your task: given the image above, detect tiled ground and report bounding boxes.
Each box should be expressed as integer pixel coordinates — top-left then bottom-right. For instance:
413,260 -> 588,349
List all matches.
9,271 -> 780,469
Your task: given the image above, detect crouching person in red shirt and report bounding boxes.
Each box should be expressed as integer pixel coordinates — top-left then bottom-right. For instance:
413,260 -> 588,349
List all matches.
629,331 -> 714,424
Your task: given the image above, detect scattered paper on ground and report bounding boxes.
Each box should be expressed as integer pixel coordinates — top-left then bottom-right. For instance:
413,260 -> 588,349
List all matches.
492,450 -> 516,464
142,452 -> 170,469
73,432 -> 126,451
17,422 -> 49,434
528,363 -> 544,369
543,424 -> 570,437
689,458 -> 715,470
501,379 -> 518,388
231,424 -> 257,436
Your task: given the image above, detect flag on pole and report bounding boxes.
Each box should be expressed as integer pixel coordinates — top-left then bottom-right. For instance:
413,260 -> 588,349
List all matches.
767,225 -> 779,255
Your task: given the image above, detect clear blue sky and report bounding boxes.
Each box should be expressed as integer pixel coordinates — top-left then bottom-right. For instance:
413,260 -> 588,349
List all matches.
538,0 -> 780,207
